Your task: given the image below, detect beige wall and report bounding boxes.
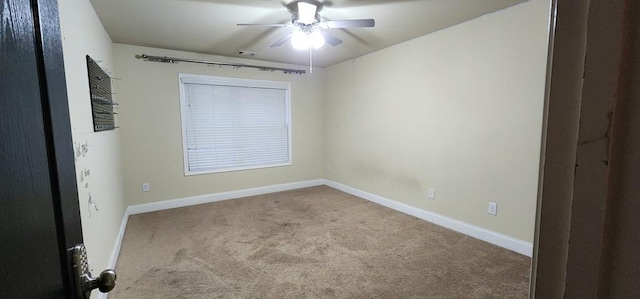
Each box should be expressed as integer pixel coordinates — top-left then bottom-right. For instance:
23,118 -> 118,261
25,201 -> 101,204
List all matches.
324,0 -> 550,242
113,44 -> 324,205
58,0 -> 126,284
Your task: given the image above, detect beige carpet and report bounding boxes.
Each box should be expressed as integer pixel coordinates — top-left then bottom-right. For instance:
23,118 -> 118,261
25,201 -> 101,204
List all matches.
111,186 -> 530,298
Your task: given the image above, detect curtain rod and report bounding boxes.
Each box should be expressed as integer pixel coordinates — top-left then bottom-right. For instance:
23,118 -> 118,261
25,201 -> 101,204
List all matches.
135,54 -> 306,75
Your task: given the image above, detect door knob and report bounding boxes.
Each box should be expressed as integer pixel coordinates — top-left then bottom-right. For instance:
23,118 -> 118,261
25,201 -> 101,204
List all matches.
85,269 -> 117,293
71,244 -> 117,299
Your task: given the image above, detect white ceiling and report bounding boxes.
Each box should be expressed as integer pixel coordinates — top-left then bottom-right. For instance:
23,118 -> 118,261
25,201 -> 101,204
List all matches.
89,0 -> 526,67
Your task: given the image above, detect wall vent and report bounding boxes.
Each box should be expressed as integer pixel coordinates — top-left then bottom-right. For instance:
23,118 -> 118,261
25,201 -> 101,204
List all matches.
237,50 -> 257,57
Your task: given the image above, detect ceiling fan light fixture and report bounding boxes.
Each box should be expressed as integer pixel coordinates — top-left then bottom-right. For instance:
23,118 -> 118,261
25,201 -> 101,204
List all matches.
297,2 -> 317,24
291,30 -> 310,50
309,30 -> 325,49
291,28 -> 325,50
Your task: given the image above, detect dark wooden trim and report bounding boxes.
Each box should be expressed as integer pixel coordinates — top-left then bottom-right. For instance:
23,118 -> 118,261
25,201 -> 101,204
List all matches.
31,0 -> 83,297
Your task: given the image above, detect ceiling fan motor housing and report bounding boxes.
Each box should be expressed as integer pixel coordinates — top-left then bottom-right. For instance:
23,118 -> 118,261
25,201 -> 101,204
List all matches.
291,12 -> 320,32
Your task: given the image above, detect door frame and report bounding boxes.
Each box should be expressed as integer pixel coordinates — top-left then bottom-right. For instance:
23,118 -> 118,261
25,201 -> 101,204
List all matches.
531,0 -> 636,297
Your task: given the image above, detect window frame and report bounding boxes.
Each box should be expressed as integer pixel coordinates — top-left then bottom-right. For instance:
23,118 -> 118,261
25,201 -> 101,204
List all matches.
178,73 -> 292,176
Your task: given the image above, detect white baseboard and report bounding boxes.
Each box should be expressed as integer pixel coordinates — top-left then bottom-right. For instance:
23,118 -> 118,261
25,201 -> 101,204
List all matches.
323,180 -> 533,257
107,208 -> 129,269
99,207 -> 129,299
127,179 -> 325,215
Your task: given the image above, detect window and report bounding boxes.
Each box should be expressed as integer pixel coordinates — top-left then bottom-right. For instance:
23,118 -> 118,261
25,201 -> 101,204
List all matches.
179,74 -> 291,175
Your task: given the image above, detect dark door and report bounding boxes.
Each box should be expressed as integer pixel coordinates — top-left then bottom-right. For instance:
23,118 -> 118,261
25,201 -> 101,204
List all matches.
1,0 -> 83,297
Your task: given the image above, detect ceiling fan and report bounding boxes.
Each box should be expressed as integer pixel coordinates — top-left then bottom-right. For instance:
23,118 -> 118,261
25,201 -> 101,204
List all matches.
237,0 -> 375,51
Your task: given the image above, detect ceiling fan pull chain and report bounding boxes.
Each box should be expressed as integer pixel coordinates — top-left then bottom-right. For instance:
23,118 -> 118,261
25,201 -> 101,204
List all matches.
309,47 -> 313,74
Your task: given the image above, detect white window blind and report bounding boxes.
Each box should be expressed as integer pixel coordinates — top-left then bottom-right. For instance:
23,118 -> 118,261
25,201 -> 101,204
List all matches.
179,74 -> 291,175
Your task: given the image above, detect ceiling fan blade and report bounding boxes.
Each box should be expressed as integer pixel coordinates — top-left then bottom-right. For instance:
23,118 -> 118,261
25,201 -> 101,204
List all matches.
271,32 -> 293,47
237,23 -> 289,27
324,19 -> 375,29
284,1 -> 296,12
321,31 -> 343,46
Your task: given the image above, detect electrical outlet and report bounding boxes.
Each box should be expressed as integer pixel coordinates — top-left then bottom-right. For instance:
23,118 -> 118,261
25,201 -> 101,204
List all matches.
326,164 -> 331,171
142,183 -> 150,192
428,188 -> 436,200
488,202 -> 498,215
